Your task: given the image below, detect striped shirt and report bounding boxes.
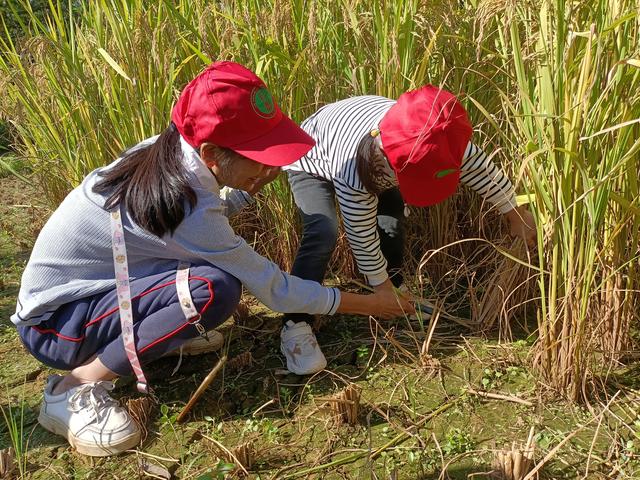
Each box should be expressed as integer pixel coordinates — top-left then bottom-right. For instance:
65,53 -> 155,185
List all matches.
285,95 -> 517,286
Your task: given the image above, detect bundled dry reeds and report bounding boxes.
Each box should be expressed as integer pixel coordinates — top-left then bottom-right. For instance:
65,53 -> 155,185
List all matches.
492,428 -> 536,480
329,383 -> 362,425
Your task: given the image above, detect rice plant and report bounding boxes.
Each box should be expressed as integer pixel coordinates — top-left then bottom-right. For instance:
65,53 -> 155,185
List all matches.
474,0 -> 640,400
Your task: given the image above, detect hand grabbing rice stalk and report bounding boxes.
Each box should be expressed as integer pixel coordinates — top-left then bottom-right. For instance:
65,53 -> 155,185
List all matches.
278,86 -> 536,376
10,61 -> 413,457
504,205 -> 536,247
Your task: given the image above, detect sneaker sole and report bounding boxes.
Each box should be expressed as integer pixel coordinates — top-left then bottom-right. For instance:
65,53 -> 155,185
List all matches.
164,332 -> 225,357
38,410 -> 141,457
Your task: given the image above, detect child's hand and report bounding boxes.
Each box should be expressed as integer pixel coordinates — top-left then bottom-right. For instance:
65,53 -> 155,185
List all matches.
371,279 -> 416,319
504,206 -> 536,246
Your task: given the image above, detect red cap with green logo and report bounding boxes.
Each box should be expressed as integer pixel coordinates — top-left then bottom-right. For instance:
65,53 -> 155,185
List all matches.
172,61 -> 315,166
379,85 -> 473,207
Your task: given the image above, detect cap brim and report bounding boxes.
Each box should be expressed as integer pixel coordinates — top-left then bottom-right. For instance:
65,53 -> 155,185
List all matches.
228,114 -> 315,167
395,161 -> 460,207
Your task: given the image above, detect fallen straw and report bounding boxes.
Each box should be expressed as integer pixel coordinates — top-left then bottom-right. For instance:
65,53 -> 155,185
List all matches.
176,355 -> 227,423
466,387 -> 534,407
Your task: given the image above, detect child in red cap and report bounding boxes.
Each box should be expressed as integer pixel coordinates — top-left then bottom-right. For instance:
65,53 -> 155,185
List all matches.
12,61 -> 413,456
280,85 -> 535,375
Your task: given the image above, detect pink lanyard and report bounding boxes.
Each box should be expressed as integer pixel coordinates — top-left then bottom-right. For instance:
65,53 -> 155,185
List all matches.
110,208 -> 201,394
110,209 -> 149,394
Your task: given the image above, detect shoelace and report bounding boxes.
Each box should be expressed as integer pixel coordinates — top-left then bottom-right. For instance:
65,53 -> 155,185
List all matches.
290,332 -> 318,352
68,381 -> 119,420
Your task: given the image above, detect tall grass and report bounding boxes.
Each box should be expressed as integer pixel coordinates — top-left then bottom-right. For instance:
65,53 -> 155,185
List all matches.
0,0 -> 446,203
1,0 -> 638,400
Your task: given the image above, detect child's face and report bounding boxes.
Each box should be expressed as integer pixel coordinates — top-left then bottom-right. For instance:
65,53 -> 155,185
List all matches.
201,144 -> 280,193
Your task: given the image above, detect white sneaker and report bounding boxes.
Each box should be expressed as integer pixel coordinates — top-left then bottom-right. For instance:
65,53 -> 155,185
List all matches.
164,330 -> 224,357
38,375 -> 141,456
280,321 -> 327,375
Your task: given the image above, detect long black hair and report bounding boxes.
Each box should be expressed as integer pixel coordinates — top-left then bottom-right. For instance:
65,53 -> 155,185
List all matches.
355,133 -> 390,195
93,122 -> 197,237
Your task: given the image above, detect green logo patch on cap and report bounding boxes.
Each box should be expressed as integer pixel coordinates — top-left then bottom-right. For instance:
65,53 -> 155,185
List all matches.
435,168 -> 458,178
251,87 -> 276,119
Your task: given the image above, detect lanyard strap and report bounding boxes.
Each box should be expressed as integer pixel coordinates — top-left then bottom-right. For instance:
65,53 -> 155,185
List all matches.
176,262 -> 209,339
176,262 -> 198,319
110,209 -> 149,394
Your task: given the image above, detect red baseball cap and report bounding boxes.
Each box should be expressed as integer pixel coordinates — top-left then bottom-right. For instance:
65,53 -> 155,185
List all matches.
379,85 -> 473,207
171,61 -> 315,166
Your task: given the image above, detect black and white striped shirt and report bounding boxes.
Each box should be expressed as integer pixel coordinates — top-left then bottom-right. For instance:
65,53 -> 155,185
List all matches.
285,95 -> 517,286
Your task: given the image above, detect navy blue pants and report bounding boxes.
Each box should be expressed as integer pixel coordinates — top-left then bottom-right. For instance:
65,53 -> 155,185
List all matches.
286,170 -> 405,323
18,264 -> 241,376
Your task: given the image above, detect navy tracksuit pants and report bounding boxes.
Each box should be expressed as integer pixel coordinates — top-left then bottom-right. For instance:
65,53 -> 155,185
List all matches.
18,264 -> 240,376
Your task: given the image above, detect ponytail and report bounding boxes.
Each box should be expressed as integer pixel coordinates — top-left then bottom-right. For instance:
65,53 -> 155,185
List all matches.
93,123 -> 197,237
355,133 -> 389,195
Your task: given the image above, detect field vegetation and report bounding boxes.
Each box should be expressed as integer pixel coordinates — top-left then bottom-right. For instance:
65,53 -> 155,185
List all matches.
0,0 -> 639,478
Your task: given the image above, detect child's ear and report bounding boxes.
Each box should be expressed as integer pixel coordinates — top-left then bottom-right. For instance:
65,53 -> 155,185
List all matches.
199,143 -> 218,168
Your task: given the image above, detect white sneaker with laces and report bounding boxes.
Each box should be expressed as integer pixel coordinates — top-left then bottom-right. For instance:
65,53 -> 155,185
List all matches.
38,375 -> 141,456
280,320 -> 327,375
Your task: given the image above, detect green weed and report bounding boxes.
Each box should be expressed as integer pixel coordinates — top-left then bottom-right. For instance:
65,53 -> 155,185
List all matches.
0,395 -> 28,478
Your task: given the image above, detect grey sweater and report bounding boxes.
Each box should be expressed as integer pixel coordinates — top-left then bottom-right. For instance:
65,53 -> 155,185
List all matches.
11,136 -> 339,326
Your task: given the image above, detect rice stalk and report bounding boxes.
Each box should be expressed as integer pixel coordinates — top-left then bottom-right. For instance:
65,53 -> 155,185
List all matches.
0,448 -> 15,479
125,396 -> 155,443
230,441 -> 255,472
330,383 -> 361,425
476,240 -> 533,338
0,398 -> 27,479
483,0 -> 640,400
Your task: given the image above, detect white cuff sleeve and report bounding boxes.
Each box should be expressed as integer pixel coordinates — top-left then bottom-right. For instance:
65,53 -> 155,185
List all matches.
366,271 -> 389,287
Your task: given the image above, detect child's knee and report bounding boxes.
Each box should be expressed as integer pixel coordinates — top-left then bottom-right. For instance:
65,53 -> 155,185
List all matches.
211,273 -> 242,317
189,267 -> 241,329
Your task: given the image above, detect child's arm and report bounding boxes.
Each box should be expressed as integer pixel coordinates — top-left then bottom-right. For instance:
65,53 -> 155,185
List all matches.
334,179 -> 390,287
459,143 -> 517,213
460,143 -> 535,245
219,187 -> 254,217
